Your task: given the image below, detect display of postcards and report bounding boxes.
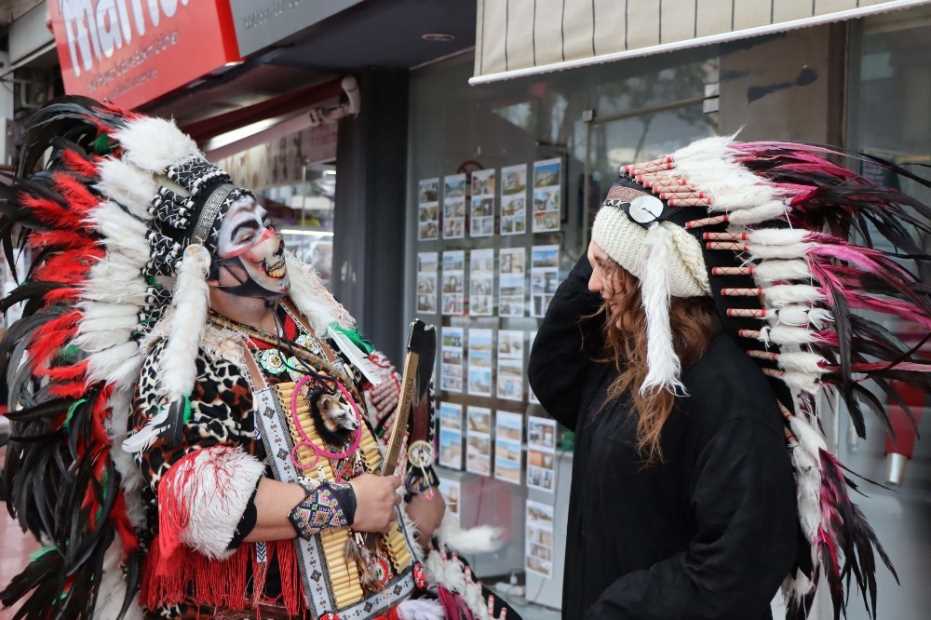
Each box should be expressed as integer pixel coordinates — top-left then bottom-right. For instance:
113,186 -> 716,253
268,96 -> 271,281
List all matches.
532,187 -> 561,233
443,174 -> 467,239
416,251 -> 438,314
494,438 -> 522,485
466,406 -> 493,476
470,168 -> 496,238
532,158 -> 562,233
466,406 -> 492,434
439,402 -> 463,431
527,415 -> 557,451
525,500 -> 554,577
528,330 -> 540,404
527,448 -> 557,493
441,251 -> 465,316
531,244 -> 560,318
417,178 -> 440,241
468,249 -> 495,317
467,328 -> 494,397
497,330 -> 524,401
438,478 -> 461,525
498,247 -> 526,317
500,194 -> 527,235
495,410 -> 523,443
439,428 -> 463,470
441,327 -> 464,393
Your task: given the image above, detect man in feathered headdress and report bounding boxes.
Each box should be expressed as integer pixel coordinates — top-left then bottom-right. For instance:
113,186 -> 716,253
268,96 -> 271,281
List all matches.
530,136 -> 931,619
0,98 -> 514,620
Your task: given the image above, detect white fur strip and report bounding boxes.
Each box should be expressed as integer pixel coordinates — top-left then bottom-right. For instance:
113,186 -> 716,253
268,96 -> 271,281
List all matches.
113,116 -> 201,173
95,157 -> 157,220
749,228 -> 810,246
162,446 -> 266,559
728,201 -> 789,225
763,285 -> 824,307
789,414 -> 828,467
754,260 -> 812,284
285,252 -> 356,334
93,538 -> 144,620
776,306 -> 833,329
160,245 -> 210,402
640,224 -> 685,394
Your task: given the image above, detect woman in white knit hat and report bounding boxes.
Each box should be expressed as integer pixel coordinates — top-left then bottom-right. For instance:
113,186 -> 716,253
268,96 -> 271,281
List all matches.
528,175 -> 798,619
529,135 -> 931,619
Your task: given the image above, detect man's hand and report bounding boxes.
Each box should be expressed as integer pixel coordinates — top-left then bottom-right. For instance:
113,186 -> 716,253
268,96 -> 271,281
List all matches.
349,473 -> 403,533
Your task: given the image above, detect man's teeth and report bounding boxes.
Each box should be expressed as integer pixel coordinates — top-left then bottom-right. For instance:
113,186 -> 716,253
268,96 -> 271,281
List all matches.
265,259 -> 286,278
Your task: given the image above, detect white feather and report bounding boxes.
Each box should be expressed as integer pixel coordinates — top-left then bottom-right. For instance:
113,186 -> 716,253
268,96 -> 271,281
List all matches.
121,405 -> 168,454
763,285 -> 824,307
106,387 -> 146,528
767,325 -> 819,345
753,260 -> 812,284
74,329 -> 135,353
781,371 -> 822,395
777,352 -> 828,374
88,200 -> 148,238
79,315 -> 140,333
114,116 -> 200,173
776,306 -> 834,329
789,413 -> 828,460
790,443 -> 823,545
95,157 -> 157,219
86,341 -> 142,388
728,200 -> 789,225
285,252 -> 355,334
673,135 -> 736,163
747,242 -> 811,260
79,301 -> 140,320
161,244 -> 210,402
749,228 -> 809,246
639,224 -> 685,394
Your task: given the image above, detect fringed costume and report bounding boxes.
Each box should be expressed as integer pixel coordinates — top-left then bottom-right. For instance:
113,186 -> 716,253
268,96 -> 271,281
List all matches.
0,97 -> 514,620
530,136 -> 930,619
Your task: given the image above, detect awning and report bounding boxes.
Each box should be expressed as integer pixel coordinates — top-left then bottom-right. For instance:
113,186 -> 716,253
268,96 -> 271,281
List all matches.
471,0 -> 931,85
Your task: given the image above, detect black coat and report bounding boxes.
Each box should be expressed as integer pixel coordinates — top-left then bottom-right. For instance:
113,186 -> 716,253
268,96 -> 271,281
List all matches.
528,256 -> 798,620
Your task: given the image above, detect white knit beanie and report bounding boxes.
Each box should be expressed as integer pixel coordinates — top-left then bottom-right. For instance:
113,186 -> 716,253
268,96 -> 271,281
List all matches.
591,205 -> 711,298
590,193 -> 711,395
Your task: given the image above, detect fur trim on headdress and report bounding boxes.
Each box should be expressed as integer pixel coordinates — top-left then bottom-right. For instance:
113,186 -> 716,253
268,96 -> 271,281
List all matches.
286,252 -> 356,334
640,224 -> 686,395
113,116 -> 200,173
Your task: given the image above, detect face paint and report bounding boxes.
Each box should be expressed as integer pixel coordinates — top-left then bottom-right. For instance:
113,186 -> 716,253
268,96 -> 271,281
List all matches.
213,196 -> 290,299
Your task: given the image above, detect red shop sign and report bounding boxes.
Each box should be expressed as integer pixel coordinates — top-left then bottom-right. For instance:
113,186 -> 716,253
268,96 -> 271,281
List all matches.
48,0 -> 240,110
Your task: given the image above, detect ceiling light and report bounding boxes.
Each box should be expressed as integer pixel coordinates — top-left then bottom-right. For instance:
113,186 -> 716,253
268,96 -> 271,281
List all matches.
421,33 -> 455,42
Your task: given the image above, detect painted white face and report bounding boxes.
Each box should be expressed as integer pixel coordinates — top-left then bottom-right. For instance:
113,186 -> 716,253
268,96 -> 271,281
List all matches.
215,196 -> 290,296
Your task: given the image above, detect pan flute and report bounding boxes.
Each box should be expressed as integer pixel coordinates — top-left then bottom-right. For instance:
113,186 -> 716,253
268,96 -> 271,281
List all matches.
254,381 -> 417,619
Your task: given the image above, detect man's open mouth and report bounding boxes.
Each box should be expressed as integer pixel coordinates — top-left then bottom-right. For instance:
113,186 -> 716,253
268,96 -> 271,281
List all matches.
264,257 -> 287,279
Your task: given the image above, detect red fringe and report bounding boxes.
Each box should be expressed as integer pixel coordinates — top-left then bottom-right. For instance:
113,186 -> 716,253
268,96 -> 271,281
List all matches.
53,172 -> 99,216
61,149 -> 99,178
156,451 -> 200,575
140,540 -> 304,615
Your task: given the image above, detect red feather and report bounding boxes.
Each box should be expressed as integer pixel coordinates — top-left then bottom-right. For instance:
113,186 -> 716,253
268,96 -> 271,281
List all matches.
38,360 -> 88,382
49,382 -> 87,398
28,309 -> 82,370
53,172 -> 99,216
61,149 -> 99,178
19,193 -> 84,230
27,230 -> 94,251
34,247 -> 103,283
44,287 -> 80,303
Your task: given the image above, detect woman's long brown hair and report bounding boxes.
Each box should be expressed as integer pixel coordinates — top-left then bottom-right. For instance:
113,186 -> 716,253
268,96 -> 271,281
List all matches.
597,260 -> 719,464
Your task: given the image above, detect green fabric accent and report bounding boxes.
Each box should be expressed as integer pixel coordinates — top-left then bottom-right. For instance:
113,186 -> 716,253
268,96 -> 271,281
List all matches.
182,396 -> 192,425
29,545 -> 59,562
93,134 -> 111,155
330,322 -> 374,354
558,430 -> 575,452
58,344 -> 81,364
64,399 -> 86,427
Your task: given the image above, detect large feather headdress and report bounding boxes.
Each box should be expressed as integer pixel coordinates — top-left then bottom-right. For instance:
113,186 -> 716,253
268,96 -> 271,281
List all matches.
591,136 -> 931,620
0,96 -> 353,618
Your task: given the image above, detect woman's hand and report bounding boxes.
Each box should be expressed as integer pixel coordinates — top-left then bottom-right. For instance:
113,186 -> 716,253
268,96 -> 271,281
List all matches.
405,490 -> 445,541
350,473 -> 403,533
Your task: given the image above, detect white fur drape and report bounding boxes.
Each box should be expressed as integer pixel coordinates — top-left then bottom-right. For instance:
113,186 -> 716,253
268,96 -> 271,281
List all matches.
639,224 -> 685,395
